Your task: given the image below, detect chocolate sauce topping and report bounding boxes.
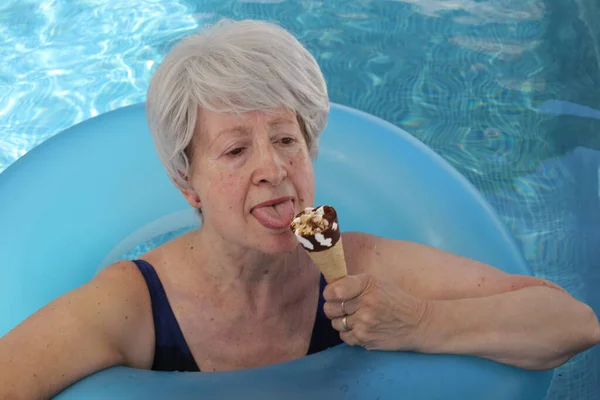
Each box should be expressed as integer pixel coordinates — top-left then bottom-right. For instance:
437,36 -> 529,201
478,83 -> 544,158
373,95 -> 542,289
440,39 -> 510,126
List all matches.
301,226 -> 341,252
290,205 -> 341,252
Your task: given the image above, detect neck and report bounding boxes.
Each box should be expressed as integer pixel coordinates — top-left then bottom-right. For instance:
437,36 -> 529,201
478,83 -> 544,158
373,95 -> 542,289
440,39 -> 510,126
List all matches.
190,227 -> 306,288
187,228 -> 316,316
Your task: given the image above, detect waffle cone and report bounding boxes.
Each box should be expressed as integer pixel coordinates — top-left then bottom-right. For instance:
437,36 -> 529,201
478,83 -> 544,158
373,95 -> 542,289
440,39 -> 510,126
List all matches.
307,237 -> 348,283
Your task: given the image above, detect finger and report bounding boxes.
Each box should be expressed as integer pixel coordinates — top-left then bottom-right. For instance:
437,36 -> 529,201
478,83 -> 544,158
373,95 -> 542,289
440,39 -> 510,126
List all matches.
339,330 -> 359,347
323,298 -> 359,319
331,315 -> 354,333
323,274 -> 371,302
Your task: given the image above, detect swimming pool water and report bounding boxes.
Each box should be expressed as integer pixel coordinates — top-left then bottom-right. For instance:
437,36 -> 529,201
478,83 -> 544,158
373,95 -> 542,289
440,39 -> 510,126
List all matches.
1,0 -> 599,398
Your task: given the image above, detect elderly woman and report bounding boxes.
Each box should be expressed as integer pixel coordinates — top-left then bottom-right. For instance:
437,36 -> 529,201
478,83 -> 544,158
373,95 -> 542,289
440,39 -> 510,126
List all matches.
1,19 -> 599,400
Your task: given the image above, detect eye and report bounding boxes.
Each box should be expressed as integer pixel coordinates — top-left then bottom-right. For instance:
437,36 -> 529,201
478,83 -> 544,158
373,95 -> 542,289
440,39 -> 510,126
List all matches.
227,147 -> 245,157
279,137 -> 296,145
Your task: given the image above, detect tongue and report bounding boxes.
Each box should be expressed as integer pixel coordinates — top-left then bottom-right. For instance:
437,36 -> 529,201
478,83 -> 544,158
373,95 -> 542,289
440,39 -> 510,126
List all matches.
251,199 -> 295,229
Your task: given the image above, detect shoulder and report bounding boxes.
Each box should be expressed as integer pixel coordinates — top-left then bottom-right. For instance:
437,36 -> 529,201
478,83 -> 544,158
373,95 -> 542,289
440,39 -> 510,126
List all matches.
91,259 -> 152,323
342,231 -> 471,268
341,231 -> 524,300
341,230 -> 475,277
341,230 -> 497,275
342,230 -> 415,249
95,258 -> 151,283
341,231 -> 399,275
92,259 -> 152,303
342,231 -> 411,250
95,259 -> 144,281
342,231 -> 384,248
90,258 -> 152,300
87,260 -> 155,367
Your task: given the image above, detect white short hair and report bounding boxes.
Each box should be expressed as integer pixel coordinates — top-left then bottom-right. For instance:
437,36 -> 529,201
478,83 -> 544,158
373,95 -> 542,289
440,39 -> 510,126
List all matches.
146,19 -> 330,189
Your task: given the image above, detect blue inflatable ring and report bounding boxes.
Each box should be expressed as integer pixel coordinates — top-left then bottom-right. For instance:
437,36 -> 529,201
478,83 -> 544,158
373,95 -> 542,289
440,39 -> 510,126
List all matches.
0,103 -> 552,399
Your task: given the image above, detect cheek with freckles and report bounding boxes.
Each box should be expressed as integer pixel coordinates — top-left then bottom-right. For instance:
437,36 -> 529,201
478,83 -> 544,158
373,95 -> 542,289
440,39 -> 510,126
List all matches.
206,171 -> 246,215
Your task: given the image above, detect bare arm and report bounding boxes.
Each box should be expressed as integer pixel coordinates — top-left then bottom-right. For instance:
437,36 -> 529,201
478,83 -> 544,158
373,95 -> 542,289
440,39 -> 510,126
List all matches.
0,261 -> 154,400
422,285 -> 600,370
343,231 -> 564,300
339,232 -> 600,370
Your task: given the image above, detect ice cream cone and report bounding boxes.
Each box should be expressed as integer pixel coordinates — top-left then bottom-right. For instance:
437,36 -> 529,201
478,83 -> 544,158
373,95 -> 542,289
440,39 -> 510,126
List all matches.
306,236 -> 348,283
290,205 -> 348,283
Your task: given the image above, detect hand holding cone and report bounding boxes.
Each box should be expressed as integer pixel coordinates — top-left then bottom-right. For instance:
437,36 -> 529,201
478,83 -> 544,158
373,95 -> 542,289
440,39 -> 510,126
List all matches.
290,205 -> 348,283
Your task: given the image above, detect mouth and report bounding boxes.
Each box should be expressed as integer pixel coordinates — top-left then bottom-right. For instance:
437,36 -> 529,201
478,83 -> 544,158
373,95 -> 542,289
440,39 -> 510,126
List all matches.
252,196 -> 295,210
250,197 -> 296,230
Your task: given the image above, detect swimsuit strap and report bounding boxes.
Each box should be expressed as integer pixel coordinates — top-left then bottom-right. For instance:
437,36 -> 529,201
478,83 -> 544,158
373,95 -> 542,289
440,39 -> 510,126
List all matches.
132,259 -> 200,372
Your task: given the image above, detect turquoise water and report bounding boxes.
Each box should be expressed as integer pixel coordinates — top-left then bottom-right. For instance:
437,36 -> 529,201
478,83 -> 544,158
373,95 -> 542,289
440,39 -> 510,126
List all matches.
1,0 -> 599,398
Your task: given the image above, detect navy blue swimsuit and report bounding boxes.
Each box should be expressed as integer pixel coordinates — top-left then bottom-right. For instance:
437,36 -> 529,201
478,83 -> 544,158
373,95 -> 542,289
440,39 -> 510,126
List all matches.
133,259 -> 342,372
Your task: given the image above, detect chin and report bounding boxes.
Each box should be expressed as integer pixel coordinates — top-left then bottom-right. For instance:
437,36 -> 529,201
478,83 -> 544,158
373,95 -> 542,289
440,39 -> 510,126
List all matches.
257,233 -> 299,255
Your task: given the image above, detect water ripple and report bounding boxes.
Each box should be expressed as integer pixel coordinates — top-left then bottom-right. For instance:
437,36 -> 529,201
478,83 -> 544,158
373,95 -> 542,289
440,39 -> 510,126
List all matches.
0,0 -> 201,172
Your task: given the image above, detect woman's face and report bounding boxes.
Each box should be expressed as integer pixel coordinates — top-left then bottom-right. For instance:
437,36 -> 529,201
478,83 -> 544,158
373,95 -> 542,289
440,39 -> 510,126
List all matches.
183,106 -> 315,254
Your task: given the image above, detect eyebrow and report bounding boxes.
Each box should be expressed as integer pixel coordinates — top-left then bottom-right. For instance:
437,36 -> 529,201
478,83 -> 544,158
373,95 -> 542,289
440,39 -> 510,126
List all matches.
215,125 -> 252,138
215,117 -> 297,138
268,116 -> 297,127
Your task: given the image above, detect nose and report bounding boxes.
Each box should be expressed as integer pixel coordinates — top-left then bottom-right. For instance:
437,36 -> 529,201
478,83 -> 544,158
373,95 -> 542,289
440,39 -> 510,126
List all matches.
251,141 -> 287,186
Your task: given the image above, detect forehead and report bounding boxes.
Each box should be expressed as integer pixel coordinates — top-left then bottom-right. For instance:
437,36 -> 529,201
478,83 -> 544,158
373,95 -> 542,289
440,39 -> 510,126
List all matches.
196,106 -> 298,139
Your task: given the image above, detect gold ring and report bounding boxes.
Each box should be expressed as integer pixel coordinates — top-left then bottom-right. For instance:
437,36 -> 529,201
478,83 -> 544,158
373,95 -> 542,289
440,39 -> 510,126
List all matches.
342,315 -> 350,332
341,300 -> 347,315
